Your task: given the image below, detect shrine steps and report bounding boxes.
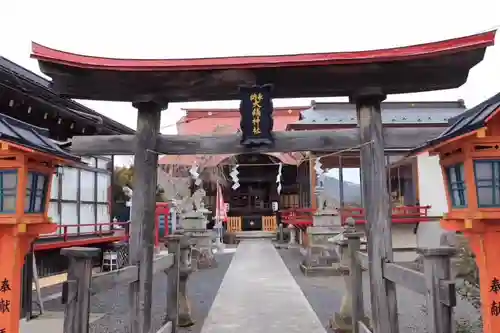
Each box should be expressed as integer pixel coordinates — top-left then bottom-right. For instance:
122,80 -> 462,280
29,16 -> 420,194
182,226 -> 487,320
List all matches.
233,230 -> 276,240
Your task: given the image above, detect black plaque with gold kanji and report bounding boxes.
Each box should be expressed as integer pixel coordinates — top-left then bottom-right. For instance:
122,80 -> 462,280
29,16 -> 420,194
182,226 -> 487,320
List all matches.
239,85 -> 274,146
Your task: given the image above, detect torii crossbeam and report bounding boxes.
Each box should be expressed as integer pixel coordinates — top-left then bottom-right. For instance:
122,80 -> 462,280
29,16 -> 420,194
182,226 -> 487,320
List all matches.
69,127 -> 447,156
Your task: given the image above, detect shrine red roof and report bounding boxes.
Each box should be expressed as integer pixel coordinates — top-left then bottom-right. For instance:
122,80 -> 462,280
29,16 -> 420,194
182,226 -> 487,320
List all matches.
31,31 -> 496,103
178,107 -> 303,133
158,107 -> 305,166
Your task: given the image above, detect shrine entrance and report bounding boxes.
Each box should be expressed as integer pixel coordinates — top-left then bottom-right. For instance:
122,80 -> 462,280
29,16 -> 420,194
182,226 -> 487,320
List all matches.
225,154 -> 275,223
29,30 -> 496,333
220,153 -> 298,232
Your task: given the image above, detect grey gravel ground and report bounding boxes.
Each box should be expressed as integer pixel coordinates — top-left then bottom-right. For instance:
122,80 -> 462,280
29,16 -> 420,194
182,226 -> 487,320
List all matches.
42,251 -> 235,333
39,244 -> 481,333
278,246 -> 481,333
277,247 -> 344,328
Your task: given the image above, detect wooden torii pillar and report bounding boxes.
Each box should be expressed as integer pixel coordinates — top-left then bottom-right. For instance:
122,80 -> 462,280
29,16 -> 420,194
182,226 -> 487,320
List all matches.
128,101 -> 164,333
351,88 -> 398,333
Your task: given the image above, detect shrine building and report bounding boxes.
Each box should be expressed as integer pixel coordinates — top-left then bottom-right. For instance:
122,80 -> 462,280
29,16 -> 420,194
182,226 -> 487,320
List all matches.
158,100 -> 467,237
410,91 -> 500,333
0,56 -> 135,280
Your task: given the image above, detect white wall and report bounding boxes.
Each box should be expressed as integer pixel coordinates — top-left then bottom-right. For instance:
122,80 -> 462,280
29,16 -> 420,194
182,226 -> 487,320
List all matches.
417,152 -> 448,216
392,224 -> 419,262
416,152 -> 448,249
416,219 -> 444,248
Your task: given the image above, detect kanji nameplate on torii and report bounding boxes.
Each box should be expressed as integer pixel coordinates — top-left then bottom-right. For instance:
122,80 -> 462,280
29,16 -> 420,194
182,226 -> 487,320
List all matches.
239,84 -> 274,147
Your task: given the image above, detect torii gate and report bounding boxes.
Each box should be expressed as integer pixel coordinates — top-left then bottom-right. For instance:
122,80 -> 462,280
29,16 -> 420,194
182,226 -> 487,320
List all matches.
31,30 -> 495,333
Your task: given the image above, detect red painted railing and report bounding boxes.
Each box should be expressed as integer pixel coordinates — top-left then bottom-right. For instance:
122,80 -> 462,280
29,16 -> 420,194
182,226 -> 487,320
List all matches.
279,205 -> 432,228
279,208 -> 315,229
35,203 -> 172,251
34,222 -> 130,251
340,205 -> 432,225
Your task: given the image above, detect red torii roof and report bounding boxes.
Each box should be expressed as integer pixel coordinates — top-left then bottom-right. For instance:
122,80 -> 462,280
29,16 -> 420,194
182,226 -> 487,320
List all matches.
32,31 -> 495,71
31,30 -> 496,103
159,107 -> 305,166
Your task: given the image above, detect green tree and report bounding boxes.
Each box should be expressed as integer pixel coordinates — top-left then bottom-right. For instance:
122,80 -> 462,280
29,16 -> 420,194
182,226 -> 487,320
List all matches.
112,166 -> 166,218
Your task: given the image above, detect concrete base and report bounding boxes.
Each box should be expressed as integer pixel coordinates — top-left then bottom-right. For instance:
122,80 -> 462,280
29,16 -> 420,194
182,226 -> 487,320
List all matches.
301,226 -> 343,278
274,243 -> 289,249
234,231 -> 276,239
223,232 -> 238,244
329,313 -> 352,333
299,262 -> 345,277
181,215 -> 208,230
192,247 -> 218,269
188,230 -> 217,270
214,241 -> 226,252
179,314 -> 195,328
312,212 -> 341,227
156,321 -> 172,333
329,314 -> 371,333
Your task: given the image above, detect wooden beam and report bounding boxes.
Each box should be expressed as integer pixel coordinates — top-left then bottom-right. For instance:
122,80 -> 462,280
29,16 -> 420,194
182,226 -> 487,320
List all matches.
90,254 -> 174,295
70,127 -> 445,156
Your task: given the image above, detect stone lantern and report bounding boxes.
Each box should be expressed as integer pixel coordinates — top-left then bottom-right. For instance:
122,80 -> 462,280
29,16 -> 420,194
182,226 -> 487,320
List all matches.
300,172 -> 343,276
412,92 -> 500,333
0,115 -> 80,333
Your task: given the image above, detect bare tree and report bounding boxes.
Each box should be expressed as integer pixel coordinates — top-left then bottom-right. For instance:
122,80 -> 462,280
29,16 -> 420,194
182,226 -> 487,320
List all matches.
157,125 -> 236,215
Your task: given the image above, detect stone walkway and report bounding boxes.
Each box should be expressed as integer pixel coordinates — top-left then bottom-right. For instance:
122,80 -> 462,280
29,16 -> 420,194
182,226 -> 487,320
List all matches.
200,239 -> 326,333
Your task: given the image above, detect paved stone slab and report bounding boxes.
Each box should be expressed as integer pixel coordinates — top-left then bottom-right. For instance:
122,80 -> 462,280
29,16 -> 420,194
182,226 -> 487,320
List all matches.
200,239 -> 326,333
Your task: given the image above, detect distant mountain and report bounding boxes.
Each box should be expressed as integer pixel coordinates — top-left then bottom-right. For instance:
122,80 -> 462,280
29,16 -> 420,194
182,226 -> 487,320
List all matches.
322,175 -> 362,205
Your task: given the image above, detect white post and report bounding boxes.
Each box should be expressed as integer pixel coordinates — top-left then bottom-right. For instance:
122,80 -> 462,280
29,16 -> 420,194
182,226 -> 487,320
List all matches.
214,180 -> 224,251
288,225 -> 296,245
169,200 -> 177,234
124,186 -> 133,221
214,222 -> 223,250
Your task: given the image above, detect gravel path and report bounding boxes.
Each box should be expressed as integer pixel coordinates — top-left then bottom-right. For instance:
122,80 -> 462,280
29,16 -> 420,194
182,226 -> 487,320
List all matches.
278,247 -> 481,333
42,251 -> 235,333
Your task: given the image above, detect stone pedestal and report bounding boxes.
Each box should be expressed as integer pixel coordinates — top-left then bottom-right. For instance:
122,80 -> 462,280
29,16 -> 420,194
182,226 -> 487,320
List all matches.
330,239 -> 352,332
275,223 -> 290,249
312,209 -> 342,227
181,210 -> 216,269
191,230 -> 218,269
178,237 -> 195,327
165,234 -> 195,328
299,219 -> 344,276
178,270 -> 193,327
330,234 -> 370,332
180,211 -> 207,230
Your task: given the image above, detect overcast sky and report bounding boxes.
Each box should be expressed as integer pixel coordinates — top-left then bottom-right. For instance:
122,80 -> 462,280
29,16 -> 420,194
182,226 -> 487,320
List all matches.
1,1 -> 499,181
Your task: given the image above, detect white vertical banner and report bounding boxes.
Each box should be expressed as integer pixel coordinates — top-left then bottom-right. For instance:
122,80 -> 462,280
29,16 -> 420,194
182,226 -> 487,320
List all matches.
215,181 -> 227,243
